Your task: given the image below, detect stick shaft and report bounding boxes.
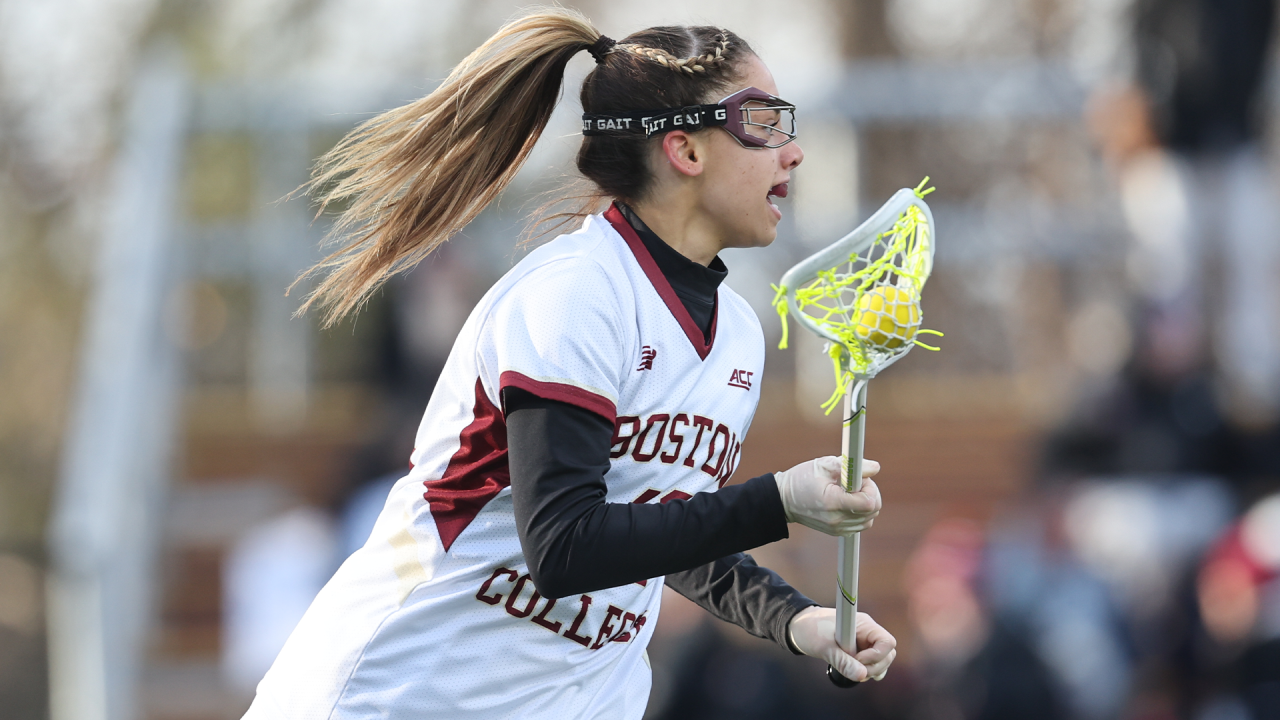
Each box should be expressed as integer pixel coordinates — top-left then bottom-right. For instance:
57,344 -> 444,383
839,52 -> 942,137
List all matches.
835,380 -> 868,654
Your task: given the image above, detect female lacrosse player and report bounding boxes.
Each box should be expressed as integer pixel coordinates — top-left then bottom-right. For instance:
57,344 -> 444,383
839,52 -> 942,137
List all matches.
244,9 -> 896,719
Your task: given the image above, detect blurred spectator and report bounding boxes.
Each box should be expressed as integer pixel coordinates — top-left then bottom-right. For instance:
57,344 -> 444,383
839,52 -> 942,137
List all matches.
221,505 -> 339,696
1059,479 -> 1236,716
1196,492 -> 1280,719
987,506 -> 1127,720
912,481 -> 1236,720
1088,0 -> 1280,436
1062,479 -> 1232,624
906,517 -> 1069,720
907,519 -> 989,669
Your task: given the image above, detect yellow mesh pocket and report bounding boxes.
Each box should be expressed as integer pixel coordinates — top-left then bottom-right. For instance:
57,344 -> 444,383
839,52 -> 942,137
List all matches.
772,178 -> 943,413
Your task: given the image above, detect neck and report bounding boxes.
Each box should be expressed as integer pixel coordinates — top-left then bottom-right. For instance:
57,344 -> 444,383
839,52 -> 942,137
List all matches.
628,192 -> 723,266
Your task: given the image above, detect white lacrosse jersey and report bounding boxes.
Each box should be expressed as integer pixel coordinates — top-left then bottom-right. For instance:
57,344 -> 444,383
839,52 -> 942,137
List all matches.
244,205 -> 766,720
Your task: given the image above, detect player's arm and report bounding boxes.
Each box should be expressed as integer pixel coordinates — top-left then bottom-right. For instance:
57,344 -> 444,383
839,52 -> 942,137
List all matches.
665,555 -> 896,681
505,388 -> 882,597
664,552 -> 816,653
504,387 -> 789,598
506,388 -> 895,674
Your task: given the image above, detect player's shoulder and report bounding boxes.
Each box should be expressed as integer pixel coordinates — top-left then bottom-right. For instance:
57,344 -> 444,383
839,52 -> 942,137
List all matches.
484,213 -> 634,323
716,282 -> 753,313
716,282 -> 763,329
508,214 -> 631,288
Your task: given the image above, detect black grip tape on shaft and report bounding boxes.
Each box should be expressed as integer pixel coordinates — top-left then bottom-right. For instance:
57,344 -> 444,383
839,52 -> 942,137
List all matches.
827,665 -> 860,688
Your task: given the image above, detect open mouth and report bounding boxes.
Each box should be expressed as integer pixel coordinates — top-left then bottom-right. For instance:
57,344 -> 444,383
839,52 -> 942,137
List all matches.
766,183 -> 787,221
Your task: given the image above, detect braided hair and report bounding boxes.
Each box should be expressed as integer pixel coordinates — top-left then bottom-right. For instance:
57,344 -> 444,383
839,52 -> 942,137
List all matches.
611,33 -> 732,75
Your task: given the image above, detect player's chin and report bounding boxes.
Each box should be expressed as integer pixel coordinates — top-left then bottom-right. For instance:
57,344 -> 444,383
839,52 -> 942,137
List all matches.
760,209 -> 782,243
729,227 -> 776,250
724,207 -> 778,249
746,226 -> 778,249
754,213 -> 780,245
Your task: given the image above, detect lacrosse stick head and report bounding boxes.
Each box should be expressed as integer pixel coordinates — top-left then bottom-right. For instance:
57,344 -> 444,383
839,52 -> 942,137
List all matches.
773,181 -> 939,411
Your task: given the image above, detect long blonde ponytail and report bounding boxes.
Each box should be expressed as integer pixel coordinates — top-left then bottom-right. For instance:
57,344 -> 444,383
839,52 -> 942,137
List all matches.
295,8 -> 599,327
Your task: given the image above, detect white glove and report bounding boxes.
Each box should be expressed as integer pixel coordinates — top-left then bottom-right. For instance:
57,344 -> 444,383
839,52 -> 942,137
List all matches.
788,607 -> 898,682
774,456 -> 881,535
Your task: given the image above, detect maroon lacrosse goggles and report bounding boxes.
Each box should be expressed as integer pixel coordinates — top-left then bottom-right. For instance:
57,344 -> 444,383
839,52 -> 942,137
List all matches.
581,86 -> 798,149
715,86 -> 798,148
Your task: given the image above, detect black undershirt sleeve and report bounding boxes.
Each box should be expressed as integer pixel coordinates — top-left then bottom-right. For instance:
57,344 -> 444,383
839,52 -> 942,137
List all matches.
503,387 -> 817,651
665,554 -> 815,653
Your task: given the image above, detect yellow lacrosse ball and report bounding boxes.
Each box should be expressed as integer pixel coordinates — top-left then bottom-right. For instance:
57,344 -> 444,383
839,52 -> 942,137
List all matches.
853,286 -> 920,349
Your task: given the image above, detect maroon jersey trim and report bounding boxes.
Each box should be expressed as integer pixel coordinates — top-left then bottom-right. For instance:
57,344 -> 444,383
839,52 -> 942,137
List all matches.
424,378 -> 510,551
499,370 -> 617,422
604,203 -> 718,360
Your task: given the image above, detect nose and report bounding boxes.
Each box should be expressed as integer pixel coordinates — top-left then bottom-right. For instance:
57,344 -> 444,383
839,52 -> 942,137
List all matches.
782,139 -> 803,170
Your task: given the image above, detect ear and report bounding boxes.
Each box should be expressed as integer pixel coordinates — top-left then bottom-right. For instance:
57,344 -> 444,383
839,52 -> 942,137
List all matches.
660,131 -> 704,177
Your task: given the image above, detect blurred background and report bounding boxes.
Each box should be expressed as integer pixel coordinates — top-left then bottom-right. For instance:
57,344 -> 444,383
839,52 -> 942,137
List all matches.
2,0 -> 1279,718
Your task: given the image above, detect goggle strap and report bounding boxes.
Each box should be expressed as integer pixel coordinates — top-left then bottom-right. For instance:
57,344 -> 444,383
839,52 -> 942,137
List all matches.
582,104 -> 729,138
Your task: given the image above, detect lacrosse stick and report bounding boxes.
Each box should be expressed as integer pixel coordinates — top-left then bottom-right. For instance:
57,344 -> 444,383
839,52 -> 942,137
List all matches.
771,179 -> 940,687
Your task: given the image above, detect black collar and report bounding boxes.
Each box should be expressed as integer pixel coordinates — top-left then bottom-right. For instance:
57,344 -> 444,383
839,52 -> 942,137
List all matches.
616,203 -> 726,341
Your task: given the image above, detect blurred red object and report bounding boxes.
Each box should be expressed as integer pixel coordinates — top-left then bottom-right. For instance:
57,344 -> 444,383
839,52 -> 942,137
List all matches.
905,518 -> 988,664
1198,494 -> 1280,644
